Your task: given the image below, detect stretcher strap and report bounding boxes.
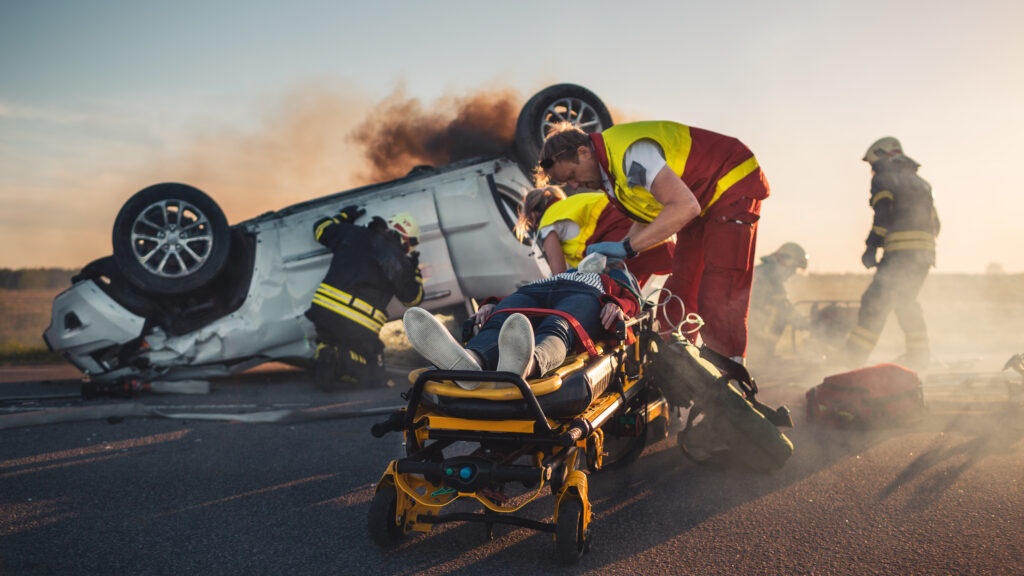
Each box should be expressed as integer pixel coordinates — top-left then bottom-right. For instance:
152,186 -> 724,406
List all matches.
488,307 -> 600,357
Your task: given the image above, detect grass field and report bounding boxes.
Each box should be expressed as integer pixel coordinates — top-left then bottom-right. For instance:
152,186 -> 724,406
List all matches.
3,274 -> 1022,370
0,288 -> 64,364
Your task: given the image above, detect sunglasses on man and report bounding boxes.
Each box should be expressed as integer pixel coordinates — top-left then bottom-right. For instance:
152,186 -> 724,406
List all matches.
538,148 -> 570,171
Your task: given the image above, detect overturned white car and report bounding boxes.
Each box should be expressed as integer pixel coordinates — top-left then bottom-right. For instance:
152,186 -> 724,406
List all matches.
43,84 -> 614,383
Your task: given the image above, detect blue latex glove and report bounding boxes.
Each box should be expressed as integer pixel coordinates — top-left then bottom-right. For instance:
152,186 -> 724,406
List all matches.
586,241 -> 627,262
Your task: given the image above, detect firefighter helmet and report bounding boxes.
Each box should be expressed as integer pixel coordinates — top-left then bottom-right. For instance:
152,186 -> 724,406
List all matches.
863,137 -> 903,164
774,242 -> 808,269
387,212 -> 420,252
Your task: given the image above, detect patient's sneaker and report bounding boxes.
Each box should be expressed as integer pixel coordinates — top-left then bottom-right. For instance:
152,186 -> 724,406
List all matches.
497,313 -> 535,380
403,307 -> 482,389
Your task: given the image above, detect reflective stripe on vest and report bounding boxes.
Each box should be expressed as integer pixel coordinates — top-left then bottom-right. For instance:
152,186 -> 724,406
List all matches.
538,193 -> 608,267
700,155 -> 759,217
312,283 -> 388,332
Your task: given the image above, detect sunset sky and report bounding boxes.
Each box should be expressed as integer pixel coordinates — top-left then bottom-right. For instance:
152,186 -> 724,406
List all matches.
2,0 -> 1022,273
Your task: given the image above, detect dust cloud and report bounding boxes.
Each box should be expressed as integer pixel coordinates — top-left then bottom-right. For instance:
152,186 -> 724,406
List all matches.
139,85 -> 523,223
141,85 -> 372,224
748,272 -> 1024,391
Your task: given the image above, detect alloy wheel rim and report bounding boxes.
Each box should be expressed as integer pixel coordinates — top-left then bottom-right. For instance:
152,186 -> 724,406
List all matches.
538,97 -> 606,140
129,199 -> 214,277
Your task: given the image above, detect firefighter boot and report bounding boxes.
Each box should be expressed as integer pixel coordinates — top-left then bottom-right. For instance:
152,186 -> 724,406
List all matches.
313,343 -> 342,392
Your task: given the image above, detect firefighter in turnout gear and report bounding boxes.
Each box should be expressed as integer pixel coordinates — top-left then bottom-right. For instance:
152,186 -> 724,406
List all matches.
306,206 -> 423,391
842,137 -> 939,372
748,242 -> 809,362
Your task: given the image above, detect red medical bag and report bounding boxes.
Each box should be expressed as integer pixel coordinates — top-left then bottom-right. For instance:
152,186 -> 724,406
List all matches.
806,363 -> 925,426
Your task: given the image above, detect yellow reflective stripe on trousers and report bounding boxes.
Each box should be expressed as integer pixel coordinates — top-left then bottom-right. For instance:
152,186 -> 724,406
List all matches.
311,294 -> 382,332
317,284 -> 388,324
315,289 -> 388,326
700,156 -> 759,217
847,326 -> 878,350
872,226 -> 888,237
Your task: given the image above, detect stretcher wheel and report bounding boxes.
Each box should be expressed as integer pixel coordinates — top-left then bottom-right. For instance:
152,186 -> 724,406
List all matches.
597,423 -> 647,471
649,413 -> 670,440
367,484 -> 405,548
708,383 -> 794,473
555,499 -> 587,565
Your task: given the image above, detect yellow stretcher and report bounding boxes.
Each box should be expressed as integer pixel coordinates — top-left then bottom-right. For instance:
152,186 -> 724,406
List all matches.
367,310 -> 669,565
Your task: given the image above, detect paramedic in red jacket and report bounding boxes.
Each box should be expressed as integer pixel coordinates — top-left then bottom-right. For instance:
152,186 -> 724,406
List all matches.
539,122 -> 769,363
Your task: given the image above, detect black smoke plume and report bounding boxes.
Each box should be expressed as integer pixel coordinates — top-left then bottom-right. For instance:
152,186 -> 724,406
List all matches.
351,88 -> 520,183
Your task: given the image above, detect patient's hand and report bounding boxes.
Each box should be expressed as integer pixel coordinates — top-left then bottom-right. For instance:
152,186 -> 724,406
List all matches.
472,303 -> 496,325
600,303 -> 624,330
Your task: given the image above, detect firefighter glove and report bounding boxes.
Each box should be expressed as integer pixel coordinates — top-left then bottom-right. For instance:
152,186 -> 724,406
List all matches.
408,250 -> 420,268
861,247 -> 878,269
586,241 -> 628,262
337,205 -> 366,223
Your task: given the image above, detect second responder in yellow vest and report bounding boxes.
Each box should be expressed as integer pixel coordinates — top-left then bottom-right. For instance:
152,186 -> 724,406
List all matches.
842,137 -> 939,372
515,186 -> 673,286
539,121 -> 769,363
305,206 -> 424,391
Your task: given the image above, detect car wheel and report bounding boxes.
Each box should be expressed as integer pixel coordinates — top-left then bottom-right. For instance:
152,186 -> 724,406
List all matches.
515,84 -> 613,168
112,183 -> 231,295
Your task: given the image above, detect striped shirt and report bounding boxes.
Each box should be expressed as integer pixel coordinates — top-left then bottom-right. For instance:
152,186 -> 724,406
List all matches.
525,271 -> 605,294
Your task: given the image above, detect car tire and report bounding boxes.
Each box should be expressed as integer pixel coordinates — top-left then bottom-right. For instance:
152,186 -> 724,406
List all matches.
515,84 -> 613,168
112,183 -> 231,295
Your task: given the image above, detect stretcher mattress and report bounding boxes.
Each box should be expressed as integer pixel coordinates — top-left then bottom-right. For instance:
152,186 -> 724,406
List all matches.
421,354 -> 618,420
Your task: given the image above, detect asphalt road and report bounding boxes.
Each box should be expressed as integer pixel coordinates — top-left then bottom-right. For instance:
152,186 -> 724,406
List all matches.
1,364 -> 1021,576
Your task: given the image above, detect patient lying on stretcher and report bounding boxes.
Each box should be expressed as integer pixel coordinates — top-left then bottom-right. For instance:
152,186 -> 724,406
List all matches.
403,257 -> 641,389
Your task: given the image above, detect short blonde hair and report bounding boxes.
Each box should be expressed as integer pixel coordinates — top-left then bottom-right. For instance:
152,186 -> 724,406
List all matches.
515,186 -> 567,241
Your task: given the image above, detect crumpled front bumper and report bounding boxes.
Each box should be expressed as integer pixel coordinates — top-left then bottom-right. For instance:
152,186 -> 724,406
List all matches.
43,280 -> 146,380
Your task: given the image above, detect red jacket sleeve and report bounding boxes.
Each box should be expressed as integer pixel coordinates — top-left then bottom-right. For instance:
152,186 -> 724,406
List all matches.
599,275 -> 640,318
